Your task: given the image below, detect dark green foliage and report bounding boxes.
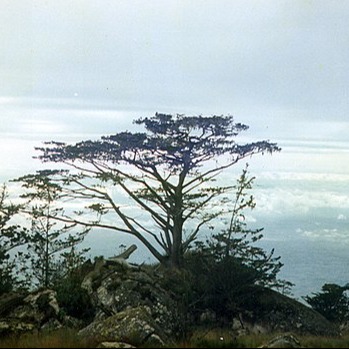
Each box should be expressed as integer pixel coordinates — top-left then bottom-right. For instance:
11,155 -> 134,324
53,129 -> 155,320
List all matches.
55,271 -> 95,321
35,113 -> 280,269
14,171 -> 90,289
202,165 -> 286,289
184,250 -> 260,320
0,184 -> 28,295
176,167 -> 292,322
304,283 -> 349,324
0,261 -> 14,295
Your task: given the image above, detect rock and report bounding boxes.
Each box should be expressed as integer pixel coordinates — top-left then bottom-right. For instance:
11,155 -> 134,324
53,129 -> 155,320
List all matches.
259,333 -> 301,348
232,316 -> 268,337
11,289 -> 60,325
97,342 -> 136,348
0,289 -> 61,336
0,319 -> 36,335
199,309 -> 216,323
81,259 -> 179,336
236,286 -> 340,337
0,292 -> 27,317
340,321 -> 349,335
79,305 -> 168,347
61,314 -> 85,329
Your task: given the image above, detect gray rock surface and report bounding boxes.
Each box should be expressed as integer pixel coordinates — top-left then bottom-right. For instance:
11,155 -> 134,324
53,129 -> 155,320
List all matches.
259,333 -> 302,348
234,286 -> 340,337
79,305 -> 167,347
0,289 -> 61,336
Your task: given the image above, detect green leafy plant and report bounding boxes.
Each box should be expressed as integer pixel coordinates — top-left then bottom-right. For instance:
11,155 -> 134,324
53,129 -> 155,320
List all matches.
304,283 -> 349,324
15,171 -> 90,288
182,166 -> 292,320
0,184 -> 28,294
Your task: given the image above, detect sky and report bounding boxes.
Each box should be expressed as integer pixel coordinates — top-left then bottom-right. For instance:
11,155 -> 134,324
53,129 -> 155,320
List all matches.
1,0 -> 349,298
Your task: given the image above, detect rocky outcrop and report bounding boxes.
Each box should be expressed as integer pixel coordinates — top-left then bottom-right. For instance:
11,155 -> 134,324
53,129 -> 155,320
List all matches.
77,256 -> 181,347
259,333 -> 302,348
0,254 -> 342,345
97,342 -> 136,348
79,305 -> 168,347
233,286 -> 340,337
0,289 -> 61,336
78,256 -> 340,345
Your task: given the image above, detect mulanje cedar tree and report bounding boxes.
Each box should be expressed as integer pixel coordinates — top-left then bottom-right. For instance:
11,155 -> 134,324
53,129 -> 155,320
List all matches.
36,114 -> 280,269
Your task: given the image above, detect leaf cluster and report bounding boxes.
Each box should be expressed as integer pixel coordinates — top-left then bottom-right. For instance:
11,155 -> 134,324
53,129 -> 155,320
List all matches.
304,283 -> 349,324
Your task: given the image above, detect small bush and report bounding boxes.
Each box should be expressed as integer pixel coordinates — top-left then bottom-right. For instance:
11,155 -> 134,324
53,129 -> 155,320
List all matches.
55,273 -> 94,322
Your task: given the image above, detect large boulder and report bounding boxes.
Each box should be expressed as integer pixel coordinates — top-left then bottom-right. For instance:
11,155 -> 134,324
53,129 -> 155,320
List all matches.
81,258 -> 180,337
234,286 -> 340,337
79,305 -> 168,347
259,333 -> 302,348
0,289 -> 61,336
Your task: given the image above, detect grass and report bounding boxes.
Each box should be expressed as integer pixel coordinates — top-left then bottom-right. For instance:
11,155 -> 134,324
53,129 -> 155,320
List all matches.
176,329 -> 349,348
0,328 -> 97,348
300,334 -> 349,348
2,328 -> 349,348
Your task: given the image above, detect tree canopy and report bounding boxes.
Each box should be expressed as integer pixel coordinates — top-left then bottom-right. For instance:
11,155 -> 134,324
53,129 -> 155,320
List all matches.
36,113 -> 280,268
304,283 -> 349,324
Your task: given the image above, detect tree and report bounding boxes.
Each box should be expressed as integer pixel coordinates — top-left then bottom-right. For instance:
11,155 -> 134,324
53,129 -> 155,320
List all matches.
182,166 -> 292,319
0,184 -> 28,294
304,283 -> 349,324
15,171 -> 90,288
36,113 -> 280,268
205,164 -> 287,288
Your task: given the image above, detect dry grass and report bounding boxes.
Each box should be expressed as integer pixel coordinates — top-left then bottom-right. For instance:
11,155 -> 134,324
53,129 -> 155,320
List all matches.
0,328 -> 97,348
2,328 -> 349,348
176,329 -> 349,348
300,334 -> 349,348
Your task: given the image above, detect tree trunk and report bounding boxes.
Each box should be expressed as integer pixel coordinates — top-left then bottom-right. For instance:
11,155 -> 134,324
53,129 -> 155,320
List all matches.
170,213 -> 184,269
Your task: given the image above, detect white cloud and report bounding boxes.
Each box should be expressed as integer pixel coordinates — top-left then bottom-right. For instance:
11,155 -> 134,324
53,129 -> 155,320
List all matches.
255,187 -> 349,216
1,0 -> 349,121
337,214 -> 347,221
260,171 -> 349,182
298,227 -> 349,243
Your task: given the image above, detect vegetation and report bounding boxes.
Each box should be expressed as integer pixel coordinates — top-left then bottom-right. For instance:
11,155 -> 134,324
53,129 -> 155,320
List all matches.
14,171 -> 90,288
0,184 -> 28,295
54,265 -> 95,321
35,113 -> 280,268
0,328 -> 97,348
304,283 -> 349,324
158,167 -> 292,335
191,165 -> 292,290
2,329 -> 349,348
1,113 -> 347,348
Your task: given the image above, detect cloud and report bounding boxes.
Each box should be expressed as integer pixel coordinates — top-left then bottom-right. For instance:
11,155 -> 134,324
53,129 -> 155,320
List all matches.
298,227 -> 349,243
260,171 -> 349,183
337,214 -> 347,221
254,187 -> 349,217
1,1 -> 349,121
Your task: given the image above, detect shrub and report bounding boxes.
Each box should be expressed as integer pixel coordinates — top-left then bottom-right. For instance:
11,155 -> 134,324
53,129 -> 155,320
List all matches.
304,283 -> 349,324
55,271 -> 94,322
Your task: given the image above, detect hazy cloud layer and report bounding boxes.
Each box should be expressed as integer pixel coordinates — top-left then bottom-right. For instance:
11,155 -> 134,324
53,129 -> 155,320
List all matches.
1,0 -> 349,120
